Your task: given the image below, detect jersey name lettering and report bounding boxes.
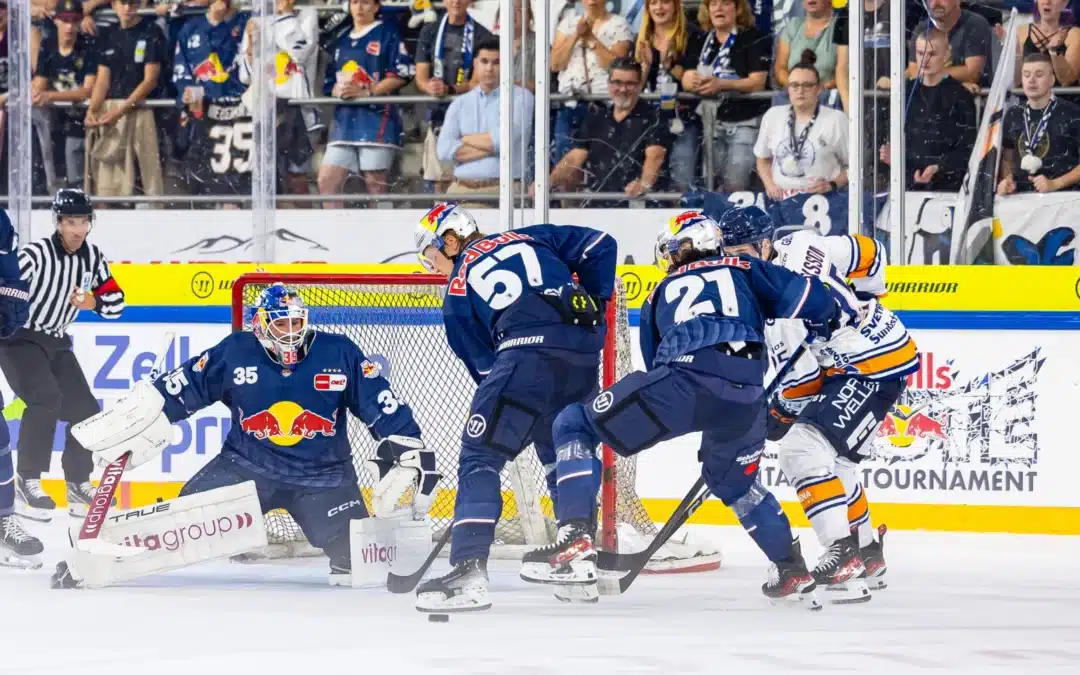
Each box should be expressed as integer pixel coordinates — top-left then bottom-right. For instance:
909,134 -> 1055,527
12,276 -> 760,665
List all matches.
671,256 -> 751,277
447,231 -> 535,297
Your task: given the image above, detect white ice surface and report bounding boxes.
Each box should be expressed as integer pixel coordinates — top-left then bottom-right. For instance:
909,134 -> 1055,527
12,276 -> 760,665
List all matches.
2,520 -> 1078,675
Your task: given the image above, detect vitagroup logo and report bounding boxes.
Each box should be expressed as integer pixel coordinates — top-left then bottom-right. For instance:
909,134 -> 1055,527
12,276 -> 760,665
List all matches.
121,512 -> 257,552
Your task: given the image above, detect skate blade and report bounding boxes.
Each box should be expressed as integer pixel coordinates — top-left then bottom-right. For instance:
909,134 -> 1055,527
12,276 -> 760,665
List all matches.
768,589 -> 823,612
415,593 -> 491,613
68,504 -> 89,518
824,579 -> 873,604
866,577 -> 887,591
15,504 -> 53,523
328,573 -> 351,587
520,560 -> 598,586
554,583 -> 599,604
0,551 -> 43,570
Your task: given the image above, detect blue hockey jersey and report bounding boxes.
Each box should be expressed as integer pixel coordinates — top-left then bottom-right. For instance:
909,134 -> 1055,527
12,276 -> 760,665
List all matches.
640,255 -> 840,384
154,331 -> 421,488
442,224 -> 617,383
173,12 -> 251,104
324,21 -> 414,147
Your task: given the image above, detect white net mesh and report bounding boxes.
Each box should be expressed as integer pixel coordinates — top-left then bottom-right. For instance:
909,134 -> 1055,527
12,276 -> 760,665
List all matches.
232,274 -> 708,565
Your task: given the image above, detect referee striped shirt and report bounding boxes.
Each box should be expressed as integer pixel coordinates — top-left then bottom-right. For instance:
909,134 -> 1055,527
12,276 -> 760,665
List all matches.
19,233 -> 125,338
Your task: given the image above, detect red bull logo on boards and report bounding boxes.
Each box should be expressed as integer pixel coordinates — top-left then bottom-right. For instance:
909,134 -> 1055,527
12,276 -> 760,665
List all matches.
877,404 -> 948,449
239,401 -> 337,446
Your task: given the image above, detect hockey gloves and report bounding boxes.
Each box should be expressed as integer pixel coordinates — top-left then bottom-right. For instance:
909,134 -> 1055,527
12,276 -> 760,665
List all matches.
364,435 -> 442,520
0,280 -> 30,339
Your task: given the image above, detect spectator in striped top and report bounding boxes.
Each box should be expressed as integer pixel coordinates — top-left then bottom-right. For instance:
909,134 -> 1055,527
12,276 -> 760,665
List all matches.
0,189 -> 125,523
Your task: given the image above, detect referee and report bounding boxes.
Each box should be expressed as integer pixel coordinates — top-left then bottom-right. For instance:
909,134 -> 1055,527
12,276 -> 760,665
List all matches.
0,189 -> 125,523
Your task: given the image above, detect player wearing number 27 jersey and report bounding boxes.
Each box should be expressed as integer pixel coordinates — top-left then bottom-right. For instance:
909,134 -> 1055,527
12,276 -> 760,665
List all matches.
413,203 -> 617,613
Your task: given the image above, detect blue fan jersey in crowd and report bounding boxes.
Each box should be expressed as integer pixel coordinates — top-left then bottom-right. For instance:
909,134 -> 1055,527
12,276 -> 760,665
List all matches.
640,254 -> 842,385
441,223 -> 618,384
153,331 -> 421,489
324,21 -> 415,146
173,11 -> 251,104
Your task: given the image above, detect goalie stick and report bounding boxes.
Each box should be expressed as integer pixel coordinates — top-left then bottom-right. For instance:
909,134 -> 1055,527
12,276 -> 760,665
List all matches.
598,343 -> 808,593
72,333 -> 176,559
386,525 -> 451,594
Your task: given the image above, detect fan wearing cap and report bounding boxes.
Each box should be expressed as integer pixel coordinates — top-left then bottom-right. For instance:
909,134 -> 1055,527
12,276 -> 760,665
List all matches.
33,0 -> 98,192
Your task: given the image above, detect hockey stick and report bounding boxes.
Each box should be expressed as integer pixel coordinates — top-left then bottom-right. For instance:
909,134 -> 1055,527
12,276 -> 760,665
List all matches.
73,333 -> 175,558
386,525 -> 451,594
598,343 -> 809,592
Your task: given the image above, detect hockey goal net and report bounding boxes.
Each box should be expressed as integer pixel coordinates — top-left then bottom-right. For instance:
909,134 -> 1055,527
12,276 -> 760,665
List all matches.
230,272 -> 720,572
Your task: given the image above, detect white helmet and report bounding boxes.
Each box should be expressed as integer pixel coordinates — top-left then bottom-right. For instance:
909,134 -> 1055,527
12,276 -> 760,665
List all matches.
654,210 -> 723,271
414,203 -> 479,271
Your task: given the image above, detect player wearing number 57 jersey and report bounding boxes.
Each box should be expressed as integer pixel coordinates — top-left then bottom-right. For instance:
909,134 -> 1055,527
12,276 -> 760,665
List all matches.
720,207 -> 918,603
413,203 -> 617,613
545,211 -> 857,610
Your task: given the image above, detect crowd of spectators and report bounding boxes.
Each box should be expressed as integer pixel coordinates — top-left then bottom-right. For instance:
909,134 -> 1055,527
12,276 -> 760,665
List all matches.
0,0 -> 1075,208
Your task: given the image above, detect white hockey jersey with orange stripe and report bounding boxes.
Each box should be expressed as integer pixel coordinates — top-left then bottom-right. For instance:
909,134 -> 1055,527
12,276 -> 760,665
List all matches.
765,230 -> 919,410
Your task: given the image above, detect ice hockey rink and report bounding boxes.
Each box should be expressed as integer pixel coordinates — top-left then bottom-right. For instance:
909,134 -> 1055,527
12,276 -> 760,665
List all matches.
3,522 -> 1078,675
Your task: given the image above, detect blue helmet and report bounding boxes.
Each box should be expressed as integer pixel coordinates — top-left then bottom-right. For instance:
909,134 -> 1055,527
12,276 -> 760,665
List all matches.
248,283 -> 310,365
717,206 -> 775,252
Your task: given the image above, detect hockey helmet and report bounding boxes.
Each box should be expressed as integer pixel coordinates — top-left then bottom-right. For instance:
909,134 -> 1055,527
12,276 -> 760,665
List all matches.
655,210 -> 723,271
248,283 -> 311,366
717,206 -> 775,256
52,188 -> 94,227
414,202 -> 479,272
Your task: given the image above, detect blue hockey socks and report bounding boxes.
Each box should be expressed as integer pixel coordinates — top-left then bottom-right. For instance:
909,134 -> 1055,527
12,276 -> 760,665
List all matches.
450,450 -> 504,566
0,446 -> 14,517
728,481 -> 795,563
551,403 -> 602,524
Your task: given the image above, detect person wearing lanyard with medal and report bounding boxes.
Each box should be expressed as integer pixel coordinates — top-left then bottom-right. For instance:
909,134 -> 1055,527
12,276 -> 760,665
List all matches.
680,0 -> 771,192
753,56 -> 849,201
415,0 -> 494,194
1000,51 -> 1080,195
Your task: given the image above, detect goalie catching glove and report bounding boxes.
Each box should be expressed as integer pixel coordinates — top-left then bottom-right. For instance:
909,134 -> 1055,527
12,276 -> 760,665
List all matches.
70,380 -> 173,469
364,435 -> 441,520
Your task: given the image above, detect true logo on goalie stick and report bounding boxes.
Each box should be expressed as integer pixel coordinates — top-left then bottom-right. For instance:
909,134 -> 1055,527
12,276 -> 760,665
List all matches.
466,414 -> 487,438
314,373 -> 347,391
592,391 -> 614,413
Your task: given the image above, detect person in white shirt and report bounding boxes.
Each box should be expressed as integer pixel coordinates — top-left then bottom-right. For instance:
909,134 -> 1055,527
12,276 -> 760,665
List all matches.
753,55 -> 848,200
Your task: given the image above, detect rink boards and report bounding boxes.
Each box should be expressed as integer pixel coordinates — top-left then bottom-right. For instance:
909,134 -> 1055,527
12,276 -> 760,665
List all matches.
3,263 -> 1079,535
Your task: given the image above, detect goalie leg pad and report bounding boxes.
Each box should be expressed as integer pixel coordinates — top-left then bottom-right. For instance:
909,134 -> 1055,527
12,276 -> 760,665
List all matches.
285,482 -> 368,568
64,481 -> 268,588
450,448 -> 505,566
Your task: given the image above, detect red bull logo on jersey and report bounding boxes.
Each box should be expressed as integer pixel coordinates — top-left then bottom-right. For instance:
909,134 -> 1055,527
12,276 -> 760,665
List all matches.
275,51 -> 301,85
193,52 -> 230,84
239,401 -> 337,446
341,60 -> 375,86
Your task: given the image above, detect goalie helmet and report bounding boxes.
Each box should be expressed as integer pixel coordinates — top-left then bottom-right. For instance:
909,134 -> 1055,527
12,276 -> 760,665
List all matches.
655,210 -> 722,271
717,206 -> 775,255
248,283 -> 311,367
414,202 -> 479,272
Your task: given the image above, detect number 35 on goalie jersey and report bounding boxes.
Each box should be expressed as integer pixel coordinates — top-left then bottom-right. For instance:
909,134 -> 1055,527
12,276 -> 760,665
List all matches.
152,331 -> 421,487
441,224 -> 617,383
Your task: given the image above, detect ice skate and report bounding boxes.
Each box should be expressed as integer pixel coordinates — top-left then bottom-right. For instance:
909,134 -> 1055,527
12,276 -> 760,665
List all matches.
761,539 -> 821,611
415,558 -> 491,613
328,561 -> 350,587
0,514 -> 44,569
814,535 -> 872,604
860,524 -> 888,590
520,521 -> 598,592
15,476 -> 56,522
66,480 -> 96,518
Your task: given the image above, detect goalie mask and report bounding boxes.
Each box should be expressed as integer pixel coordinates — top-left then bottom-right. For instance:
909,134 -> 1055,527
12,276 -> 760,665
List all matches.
414,202 -> 479,273
655,210 -> 723,272
248,283 -> 311,367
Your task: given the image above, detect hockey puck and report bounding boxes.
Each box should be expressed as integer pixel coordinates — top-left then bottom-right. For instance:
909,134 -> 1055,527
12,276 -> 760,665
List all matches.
428,613 -> 450,623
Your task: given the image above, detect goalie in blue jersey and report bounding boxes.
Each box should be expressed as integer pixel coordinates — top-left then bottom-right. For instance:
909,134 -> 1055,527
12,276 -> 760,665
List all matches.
52,283 -> 440,589
412,203 -> 617,613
